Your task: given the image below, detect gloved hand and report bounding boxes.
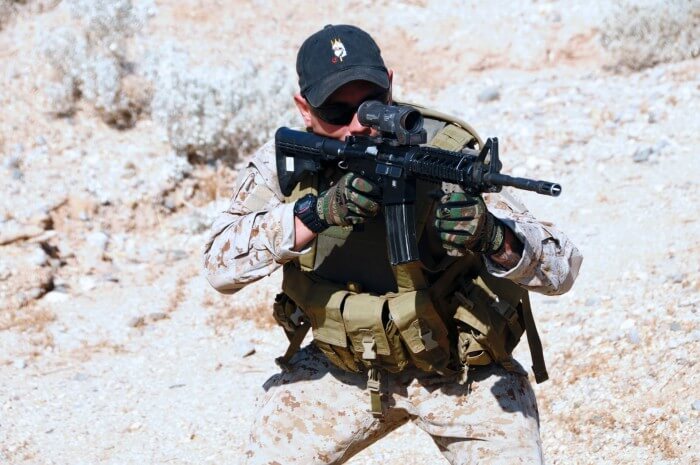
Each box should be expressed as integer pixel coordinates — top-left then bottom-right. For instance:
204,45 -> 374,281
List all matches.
434,192 -> 505,255
316,172 -> 381,226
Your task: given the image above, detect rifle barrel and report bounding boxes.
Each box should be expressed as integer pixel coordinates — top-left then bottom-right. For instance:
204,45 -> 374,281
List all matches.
484,173 -> 562,197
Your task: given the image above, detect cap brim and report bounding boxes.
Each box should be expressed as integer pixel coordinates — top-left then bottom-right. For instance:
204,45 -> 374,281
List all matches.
305,67 -> 389,107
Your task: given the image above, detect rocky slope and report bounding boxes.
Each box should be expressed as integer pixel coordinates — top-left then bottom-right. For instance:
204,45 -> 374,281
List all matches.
1,1 -> 698,464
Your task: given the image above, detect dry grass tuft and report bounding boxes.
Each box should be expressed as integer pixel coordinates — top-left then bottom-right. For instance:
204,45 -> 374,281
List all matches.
601,0 -> 700,71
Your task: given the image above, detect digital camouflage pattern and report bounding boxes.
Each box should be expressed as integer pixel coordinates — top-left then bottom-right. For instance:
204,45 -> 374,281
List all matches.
316,172 -> 381,226
245,345 -> 544,465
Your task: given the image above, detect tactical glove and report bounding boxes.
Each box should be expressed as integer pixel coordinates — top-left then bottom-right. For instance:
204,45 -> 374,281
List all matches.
434,192 -> 505,255
316,172 -> 381,226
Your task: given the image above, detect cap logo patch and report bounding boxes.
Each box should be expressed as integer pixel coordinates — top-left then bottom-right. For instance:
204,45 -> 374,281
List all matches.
330,38 -> 347,63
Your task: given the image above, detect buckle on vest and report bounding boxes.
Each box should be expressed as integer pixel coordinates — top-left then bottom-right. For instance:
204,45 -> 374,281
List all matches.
491,299 -> 522,335
289,306 -> 305,326
418,323 -> 438,351
360,330 -> 377,360
367,367 -> 383,418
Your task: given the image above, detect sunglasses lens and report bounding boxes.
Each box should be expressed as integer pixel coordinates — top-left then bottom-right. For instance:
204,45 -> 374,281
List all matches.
311,90 -> 389,125
314,105 -> 355,125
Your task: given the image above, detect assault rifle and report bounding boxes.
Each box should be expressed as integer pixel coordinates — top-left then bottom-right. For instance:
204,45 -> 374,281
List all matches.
275,101 -> 561,266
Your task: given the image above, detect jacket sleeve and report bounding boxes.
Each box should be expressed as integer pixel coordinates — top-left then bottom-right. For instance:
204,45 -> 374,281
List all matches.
482,189 -> 583,296
203,141 -> 307,294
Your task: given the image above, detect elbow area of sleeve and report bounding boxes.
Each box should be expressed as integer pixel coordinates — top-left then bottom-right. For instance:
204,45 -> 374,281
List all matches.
485,218 -> 542,281
206,272 -> 246,295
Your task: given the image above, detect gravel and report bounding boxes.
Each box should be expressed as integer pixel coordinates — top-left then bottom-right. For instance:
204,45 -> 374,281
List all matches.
0,1 -> 698,465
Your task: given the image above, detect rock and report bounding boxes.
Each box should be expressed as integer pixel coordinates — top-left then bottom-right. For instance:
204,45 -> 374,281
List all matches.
669,273 -> 686,284
86,231 -> 109,254
13,359 -> 27,369
478,86 -> 500,102
147,312 -> 168,323
67,194 -> 99,221
232,341 -> 256,358
632,146 -> 654,163
654,139 -> 670,153
128,316 -> 146,328
127,422 -> 142,432
43,290 -> 70,303
3,154 -> 21,170
0,221 -> 46,245
0,263 -> 12,281
168,249 -> 189,262
78,276 -> 97,292
72,372 -> 89,381
692,400 -> 700,411
670,321 -> 681,331
627,328 -> 641,344
28,246 -> 49,267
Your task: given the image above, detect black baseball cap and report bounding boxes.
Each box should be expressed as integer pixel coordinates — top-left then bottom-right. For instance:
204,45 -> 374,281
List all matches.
296,24 -> 389,107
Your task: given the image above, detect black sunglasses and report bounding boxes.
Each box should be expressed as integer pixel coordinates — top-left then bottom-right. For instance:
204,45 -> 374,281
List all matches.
308,90 -> 390,125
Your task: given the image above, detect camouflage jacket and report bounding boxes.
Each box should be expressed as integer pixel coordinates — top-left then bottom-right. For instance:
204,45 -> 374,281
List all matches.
204,140 -> 582,295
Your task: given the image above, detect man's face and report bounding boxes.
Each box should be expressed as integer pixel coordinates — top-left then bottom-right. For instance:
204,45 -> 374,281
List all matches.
294,75 -> 392,142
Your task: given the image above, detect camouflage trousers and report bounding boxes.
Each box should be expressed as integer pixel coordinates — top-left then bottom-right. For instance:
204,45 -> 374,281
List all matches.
244,345 -> 543,465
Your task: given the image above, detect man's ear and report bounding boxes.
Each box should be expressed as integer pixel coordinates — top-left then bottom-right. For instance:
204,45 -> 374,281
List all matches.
294,93 -> 313,128
387,69 -> 394,103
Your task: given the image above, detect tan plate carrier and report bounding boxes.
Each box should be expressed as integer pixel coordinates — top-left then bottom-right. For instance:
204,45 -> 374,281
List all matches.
273,104 -> 548,417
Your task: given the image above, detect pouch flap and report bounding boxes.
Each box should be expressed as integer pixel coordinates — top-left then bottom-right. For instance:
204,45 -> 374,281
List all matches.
343,294 -> 391,357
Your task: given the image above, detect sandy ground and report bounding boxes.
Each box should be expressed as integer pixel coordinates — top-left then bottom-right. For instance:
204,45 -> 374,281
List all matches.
1,1 -> 698,464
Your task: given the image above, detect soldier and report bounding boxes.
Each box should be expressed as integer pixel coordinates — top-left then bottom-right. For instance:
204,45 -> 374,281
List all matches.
205,24 -> 582,465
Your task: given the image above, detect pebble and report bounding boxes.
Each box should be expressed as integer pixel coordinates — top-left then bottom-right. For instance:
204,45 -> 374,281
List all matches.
128,316 -> 146,328
127,422 -> 142,432
3,154 -> 21,170
627,328 -> 641,344
478,86 -> 500,102
692,400 -> 700,411
0,263 -> 12,281
28,246 -> 49,267
632,146 -> 654,163
43,290 -> 70,303
72,372 -> 89,381
79,276 -> 97,292
232,341 -> 256,358
86,231 -> 109,253
13,359 -> 27,369
147,312 -> 168,322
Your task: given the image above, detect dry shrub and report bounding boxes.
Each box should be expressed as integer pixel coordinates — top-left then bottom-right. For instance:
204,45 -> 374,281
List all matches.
0,0 -> 16,29
145,44 -> 298,163
0,305 -> 56,332
40,0 -> 154,127
601,0 -> 700,71
40,1 -> 298,162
